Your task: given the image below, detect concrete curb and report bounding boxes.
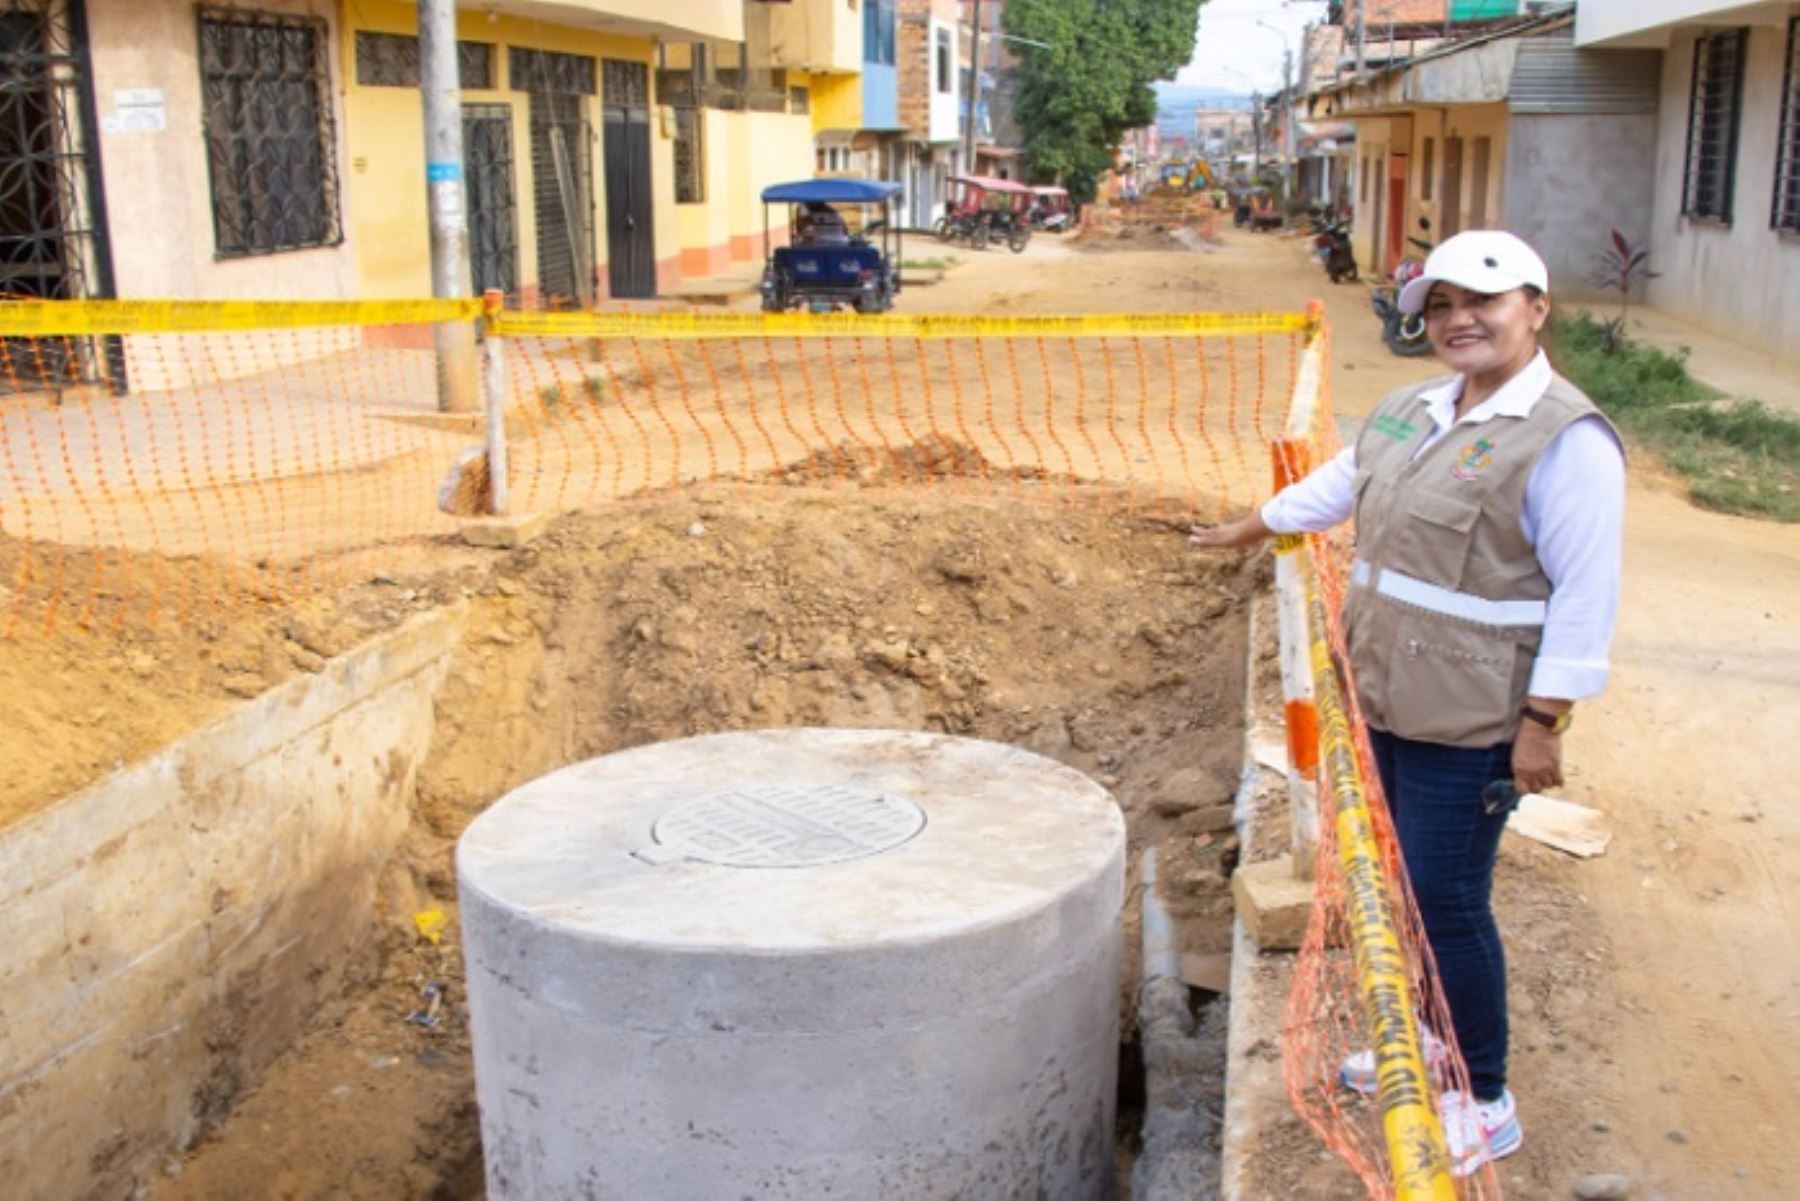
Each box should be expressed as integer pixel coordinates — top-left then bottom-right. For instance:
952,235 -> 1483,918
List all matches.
1218,588 -> 1305,1199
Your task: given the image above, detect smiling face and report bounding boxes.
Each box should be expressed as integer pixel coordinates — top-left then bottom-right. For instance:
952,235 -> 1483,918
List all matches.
1422,283 -> 1550,380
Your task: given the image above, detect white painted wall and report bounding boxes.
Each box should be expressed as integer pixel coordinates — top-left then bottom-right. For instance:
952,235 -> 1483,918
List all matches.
1576,0 -> 1791,49
1645,23 -> 1800,357
928,18 -> 960,144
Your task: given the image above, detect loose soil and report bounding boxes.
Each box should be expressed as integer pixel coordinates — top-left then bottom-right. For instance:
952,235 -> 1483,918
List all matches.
137,485 -> 1258,1199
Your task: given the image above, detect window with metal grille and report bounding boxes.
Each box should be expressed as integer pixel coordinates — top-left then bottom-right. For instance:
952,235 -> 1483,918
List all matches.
510,46 -> 597,95
354,32 -> 494,89
674,107 -> 704,204
864,0 -> 895,66
199,9 -> 342,258
1775,18 -> 1800,232
1682,28 -> 1746,224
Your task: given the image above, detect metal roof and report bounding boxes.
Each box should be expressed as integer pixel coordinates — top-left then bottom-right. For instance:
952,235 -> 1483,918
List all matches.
761,179 -> 904,204
1508,29 -> 1661,114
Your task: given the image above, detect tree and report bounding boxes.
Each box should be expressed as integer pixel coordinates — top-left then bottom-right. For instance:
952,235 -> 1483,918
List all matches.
1004,0 -> 1205,203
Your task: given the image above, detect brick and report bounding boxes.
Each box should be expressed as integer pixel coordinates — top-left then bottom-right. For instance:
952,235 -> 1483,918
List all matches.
460,512 -> 551,549
1231,854 -> 1314,951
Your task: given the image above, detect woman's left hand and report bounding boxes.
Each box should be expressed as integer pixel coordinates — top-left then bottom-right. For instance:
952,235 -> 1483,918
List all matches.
1512,723 -> 1564,794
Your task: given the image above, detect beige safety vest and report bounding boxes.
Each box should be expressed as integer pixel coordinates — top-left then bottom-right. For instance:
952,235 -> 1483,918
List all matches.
1343,371 -> 1616,747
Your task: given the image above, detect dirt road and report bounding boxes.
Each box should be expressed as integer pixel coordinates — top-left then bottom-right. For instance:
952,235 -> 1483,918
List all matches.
944,229 -> 1800,1198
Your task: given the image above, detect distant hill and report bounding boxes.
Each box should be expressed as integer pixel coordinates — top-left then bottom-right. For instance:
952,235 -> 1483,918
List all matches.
1153,82 -> 1253,139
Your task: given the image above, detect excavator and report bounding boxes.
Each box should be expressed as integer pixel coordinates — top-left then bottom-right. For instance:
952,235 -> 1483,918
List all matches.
1158,159 -> 1220,194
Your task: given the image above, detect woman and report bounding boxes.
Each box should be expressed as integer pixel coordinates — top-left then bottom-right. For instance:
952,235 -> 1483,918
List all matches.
1191,230 -> 1624,1175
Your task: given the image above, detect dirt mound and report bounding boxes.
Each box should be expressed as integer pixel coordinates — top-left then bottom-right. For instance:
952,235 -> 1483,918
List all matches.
0,536 -> 475,828
152,485 -> 1261,1198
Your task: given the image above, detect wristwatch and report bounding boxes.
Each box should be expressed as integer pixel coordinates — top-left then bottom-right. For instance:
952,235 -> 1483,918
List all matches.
1520,704 -> 1573,734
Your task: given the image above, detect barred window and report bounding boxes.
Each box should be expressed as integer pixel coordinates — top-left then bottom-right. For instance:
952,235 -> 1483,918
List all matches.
199,9 -> 342,258
1775,18 -> 1800,232
511,47 -> 597,95
1682,28 -> 1746,224
354,32 -> 495,90
674,107 -> 704,204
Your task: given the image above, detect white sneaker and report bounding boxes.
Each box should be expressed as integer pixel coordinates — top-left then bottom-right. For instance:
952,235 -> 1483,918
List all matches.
1440,1088 -> 1523,1177
1337,1026 -> 1450,1096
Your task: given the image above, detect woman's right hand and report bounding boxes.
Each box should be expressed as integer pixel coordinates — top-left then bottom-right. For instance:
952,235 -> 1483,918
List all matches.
1188,513 -> 1273,551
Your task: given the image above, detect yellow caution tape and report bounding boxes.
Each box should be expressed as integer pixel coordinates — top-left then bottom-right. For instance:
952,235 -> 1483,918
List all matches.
488,310 -> 1313,340
0,300 -> 1312,340
1301,551 -> 1457,1201
0,298 -> 482,336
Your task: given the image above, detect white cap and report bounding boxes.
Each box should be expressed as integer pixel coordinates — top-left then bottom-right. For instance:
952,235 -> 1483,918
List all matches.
1397,230 -> 1550,315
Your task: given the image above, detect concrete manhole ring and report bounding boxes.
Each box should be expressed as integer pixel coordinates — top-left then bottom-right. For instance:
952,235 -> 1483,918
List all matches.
647,783 -> 928,868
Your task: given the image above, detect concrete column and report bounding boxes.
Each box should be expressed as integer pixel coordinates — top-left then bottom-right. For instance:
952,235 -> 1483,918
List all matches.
458,729 -> 1126,1200
419,0 -> 477,413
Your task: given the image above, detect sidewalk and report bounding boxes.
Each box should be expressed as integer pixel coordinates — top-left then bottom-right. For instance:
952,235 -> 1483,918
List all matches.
665,261 -> 763,308
1580,303 -> 1800,414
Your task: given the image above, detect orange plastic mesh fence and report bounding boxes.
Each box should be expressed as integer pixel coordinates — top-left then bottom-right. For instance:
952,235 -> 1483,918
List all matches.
1275,323 -> 1505,1198
0,299 -> 1485,1195
0,306 -> 1310,636
0,323 -> 473,637
489,316 -> 1303,524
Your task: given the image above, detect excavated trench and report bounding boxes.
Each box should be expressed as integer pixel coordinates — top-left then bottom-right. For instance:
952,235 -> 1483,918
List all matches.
28,485 -> 1263,1199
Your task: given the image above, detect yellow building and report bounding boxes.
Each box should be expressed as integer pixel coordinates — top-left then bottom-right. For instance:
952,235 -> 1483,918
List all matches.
344,0 -> 764,305
6,0 -> 823,351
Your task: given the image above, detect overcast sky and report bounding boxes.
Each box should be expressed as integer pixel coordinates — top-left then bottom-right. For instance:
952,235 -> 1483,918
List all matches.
1175,0 -> 1329,94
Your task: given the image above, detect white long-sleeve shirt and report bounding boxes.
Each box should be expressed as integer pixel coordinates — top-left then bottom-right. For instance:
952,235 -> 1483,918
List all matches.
1261,351 -> 1624,700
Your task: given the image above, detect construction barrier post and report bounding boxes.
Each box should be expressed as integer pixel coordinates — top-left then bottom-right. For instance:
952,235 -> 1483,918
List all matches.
481,289 -> 509,517
1275,307 -> 1327,881
1271,440 -> 1320,880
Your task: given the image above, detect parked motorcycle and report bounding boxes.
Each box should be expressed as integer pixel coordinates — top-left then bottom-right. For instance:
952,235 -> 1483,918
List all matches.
1313,219 -> 1357,283
1371,217 -> 1434,357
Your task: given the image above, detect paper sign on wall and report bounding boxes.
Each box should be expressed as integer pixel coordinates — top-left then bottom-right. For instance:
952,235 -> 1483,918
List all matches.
105,88 -> 166,135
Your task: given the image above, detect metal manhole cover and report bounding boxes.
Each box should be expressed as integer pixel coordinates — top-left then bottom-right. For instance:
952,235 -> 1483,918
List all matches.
645,784 -> 927,868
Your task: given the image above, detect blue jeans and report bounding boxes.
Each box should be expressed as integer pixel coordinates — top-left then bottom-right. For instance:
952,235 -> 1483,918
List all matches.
1367,728 -> 1517,1102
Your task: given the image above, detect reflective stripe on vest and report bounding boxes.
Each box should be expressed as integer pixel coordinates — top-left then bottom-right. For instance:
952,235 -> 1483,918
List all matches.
1351,558 -> 1548,627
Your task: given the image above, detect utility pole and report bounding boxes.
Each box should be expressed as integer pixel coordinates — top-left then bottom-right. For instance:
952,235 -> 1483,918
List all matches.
1282,46 -> 1296,202
963,0 -> 982,173
1354,0 -> 1366,78
420,0 -> 477,414
1251,90 -> 1262,182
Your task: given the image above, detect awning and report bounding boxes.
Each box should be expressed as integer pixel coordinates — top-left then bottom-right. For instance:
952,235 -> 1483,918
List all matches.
761,179 -> 904,204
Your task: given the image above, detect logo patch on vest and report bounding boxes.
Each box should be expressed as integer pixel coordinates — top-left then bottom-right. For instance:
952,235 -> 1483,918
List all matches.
1449,437 -> 1497,482
1370,413 -> 1418,442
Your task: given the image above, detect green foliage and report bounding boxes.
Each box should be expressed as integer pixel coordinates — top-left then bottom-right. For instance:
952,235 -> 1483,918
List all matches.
1004,0 -> 1204,204
1584,228 -> 1658,350
1547,313 -> 1800,521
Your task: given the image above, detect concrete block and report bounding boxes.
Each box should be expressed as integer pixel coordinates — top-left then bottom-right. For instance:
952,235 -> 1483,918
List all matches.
1179,950 -> 1234,994
0,606 -> 466,1200
1231,854 -> 1314,951
459,511 -> 550,548
458,729 -> 1126,1200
